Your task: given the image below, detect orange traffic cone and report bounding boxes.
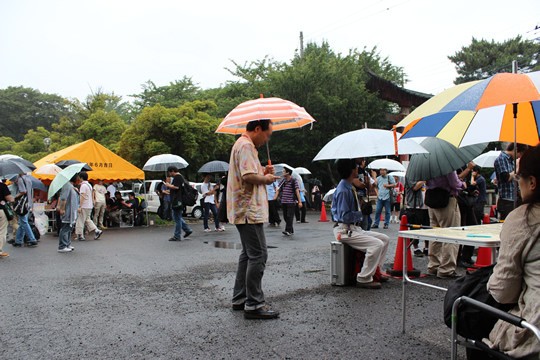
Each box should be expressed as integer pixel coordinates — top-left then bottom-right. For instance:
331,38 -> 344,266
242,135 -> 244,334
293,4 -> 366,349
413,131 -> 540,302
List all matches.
318,201 -> 329,222
483,213 -> 490,225
473,247 -> 493,268
389,214 -> 421,277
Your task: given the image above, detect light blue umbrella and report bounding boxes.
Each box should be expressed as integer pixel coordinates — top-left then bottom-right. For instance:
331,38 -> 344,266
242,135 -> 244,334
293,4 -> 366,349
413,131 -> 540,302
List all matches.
48,163 -> 87,200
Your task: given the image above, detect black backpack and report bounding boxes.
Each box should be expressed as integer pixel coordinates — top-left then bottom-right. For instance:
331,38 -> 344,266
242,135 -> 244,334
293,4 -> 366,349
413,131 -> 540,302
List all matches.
443,264 -> 515,340
181,183 -> 198,206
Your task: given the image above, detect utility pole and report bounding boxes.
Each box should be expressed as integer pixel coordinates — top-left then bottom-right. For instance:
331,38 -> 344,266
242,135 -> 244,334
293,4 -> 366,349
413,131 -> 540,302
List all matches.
299,31 -> 304,57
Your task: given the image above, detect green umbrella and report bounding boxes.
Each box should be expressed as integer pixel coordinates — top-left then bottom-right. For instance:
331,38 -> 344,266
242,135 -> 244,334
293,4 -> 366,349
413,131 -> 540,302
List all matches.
48,163 -> 87,200
406,138 -> 486,182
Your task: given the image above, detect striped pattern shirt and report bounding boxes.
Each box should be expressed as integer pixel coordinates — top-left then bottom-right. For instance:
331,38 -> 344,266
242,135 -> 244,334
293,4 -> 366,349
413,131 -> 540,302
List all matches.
279,178 -> 298,204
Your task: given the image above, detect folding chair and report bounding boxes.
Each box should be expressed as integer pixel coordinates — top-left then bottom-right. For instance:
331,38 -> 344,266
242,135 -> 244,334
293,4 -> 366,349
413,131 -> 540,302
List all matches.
451,296 -> 540,360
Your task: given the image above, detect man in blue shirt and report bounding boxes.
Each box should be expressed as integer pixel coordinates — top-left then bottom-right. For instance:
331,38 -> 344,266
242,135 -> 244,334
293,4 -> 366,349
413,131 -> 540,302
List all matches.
371,168 -> 396,229
331,159 -> 390,289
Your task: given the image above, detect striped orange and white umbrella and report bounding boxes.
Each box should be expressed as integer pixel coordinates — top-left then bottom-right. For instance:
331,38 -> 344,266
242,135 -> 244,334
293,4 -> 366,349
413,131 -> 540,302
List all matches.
216,97 -> 316,134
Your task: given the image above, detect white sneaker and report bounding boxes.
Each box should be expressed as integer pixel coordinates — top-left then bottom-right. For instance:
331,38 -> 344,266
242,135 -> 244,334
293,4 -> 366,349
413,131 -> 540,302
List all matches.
58,247 -> 73,253
204,228 -> 212,232
94,229 -> 103,240
68,245 -> 75,251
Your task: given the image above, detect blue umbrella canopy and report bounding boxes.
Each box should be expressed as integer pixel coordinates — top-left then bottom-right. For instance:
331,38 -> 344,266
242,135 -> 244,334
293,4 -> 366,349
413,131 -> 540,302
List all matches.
0,159 -> 33,176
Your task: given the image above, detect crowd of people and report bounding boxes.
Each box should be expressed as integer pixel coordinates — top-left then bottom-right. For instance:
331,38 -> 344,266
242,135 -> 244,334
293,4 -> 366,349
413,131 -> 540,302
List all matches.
0,120 -> 538,358
0,172 -> 149,255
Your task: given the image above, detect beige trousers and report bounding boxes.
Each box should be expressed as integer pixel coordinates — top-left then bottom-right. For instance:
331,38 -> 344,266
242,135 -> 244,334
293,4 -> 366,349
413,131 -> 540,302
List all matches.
93,202 -> 106,227
427,197 -> 461,276
75,208 -> 97,236
0,210 -> 8,252
333,224 -> 390,283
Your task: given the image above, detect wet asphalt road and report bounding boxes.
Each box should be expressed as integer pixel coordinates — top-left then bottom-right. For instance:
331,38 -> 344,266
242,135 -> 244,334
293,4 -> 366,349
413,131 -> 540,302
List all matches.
0,211 -> 467,359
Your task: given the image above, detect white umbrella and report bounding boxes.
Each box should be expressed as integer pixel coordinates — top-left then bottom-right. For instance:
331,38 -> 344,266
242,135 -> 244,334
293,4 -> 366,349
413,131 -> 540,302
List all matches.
367,159 -> 406,172
274,163 -> 294,177
323,188 -> 336,203
34,164 -> 62,176
388,171 -> 406,178
472,150 -> 501,168
313,128 -> 427,161
143,154 -> 189,172
294,167 -> 311,175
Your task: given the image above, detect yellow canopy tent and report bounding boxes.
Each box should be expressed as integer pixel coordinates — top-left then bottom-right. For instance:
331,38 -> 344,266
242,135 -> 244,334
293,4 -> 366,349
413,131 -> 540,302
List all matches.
33,139 -> 144,182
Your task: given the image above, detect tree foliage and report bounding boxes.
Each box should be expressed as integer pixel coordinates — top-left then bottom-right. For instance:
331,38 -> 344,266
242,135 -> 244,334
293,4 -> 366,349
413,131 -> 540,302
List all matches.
12,126 -> 51,162
264,42 -> 404,186
118,101 -> 234,180
449,36 -> 540,84
0,86 -> 70,141
131,77 -> 201,111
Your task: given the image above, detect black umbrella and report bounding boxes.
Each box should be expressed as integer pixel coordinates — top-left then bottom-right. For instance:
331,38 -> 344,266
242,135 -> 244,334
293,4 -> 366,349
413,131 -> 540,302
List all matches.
198,160 -> 229,174
0,159 -> 33,177
55,160 -> 93,171
406,138 -> 486,182
0,155 -> 36,170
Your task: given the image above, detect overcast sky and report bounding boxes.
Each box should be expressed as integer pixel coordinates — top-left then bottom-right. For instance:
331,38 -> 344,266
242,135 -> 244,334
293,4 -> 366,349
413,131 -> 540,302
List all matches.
1,0 -> 538,102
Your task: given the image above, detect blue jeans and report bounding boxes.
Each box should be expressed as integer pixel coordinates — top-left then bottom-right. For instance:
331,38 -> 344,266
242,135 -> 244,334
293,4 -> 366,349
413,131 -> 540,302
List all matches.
373,198 -> 391,227
181,217 -> 192,233
58,223 -> 72,249
15,212 -> 36,244
203,203 -> 220,230
172,208 -> 184,240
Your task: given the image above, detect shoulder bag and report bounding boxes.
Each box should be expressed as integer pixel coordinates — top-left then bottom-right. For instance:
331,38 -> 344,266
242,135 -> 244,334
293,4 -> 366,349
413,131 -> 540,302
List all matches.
424,187 -> 450,209
13,195 -> 29,216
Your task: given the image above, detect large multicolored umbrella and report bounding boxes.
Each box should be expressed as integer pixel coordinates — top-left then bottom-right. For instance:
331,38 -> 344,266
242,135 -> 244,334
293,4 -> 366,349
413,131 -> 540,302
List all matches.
398,71 -> 540,148
216,96 -> 316,164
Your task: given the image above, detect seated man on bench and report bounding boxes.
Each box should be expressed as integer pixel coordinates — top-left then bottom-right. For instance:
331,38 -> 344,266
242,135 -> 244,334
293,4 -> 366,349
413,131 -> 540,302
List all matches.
331,159 -> 390,289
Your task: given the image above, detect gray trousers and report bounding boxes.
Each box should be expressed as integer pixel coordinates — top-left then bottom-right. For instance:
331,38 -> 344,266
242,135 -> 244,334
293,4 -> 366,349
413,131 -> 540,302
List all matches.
232,223 -> 268,311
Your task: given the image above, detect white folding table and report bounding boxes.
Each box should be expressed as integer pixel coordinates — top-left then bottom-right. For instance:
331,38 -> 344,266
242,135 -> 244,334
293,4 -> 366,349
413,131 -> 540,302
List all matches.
398,223 -> 502,333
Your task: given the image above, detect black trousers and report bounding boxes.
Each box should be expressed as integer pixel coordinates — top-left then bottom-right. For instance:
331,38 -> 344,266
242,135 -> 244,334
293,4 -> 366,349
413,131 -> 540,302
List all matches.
268,200 -> 281,225
282,204 -> 296,233
295,201 -> 307,222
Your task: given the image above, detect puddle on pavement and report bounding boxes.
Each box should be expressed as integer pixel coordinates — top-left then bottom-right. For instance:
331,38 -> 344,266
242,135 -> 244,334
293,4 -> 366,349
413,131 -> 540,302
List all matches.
204,241 -> 277,250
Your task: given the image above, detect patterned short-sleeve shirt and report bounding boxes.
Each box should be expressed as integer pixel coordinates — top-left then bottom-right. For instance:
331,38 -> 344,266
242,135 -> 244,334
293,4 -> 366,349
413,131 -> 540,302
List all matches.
227,133 -> 268,224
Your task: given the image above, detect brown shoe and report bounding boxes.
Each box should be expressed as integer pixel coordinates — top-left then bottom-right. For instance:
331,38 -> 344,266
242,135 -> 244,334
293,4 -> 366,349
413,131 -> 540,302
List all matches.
0,251 -> 9,258
357,281 -> 382,289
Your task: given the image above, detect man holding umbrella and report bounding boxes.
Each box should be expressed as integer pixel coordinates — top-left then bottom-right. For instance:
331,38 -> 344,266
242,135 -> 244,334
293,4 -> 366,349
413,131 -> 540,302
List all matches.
228,120 -> 280,319
57,173 -> 80,252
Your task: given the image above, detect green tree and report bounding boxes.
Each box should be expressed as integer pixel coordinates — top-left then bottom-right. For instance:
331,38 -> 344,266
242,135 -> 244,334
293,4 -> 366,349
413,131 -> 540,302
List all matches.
449,36 -> 540,84
118,101 -> 234,179
265,42 -> 404,186
131,77 -> 201,111
0,137 -> 16,154
12,126 -> 51,162
78,110 -> 127,152
0,86 -> 70,141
